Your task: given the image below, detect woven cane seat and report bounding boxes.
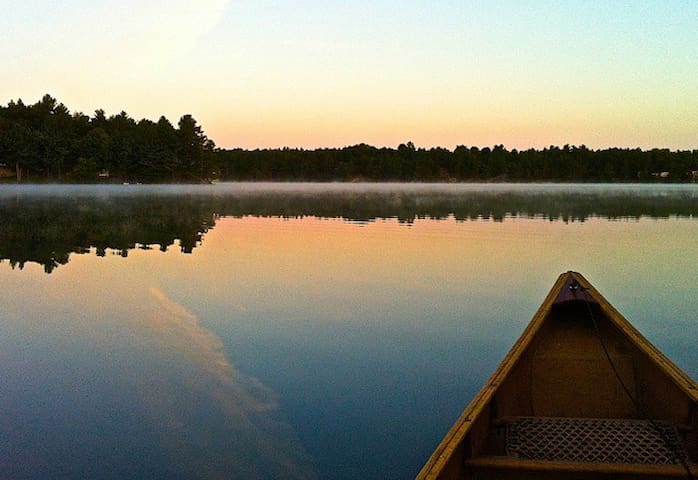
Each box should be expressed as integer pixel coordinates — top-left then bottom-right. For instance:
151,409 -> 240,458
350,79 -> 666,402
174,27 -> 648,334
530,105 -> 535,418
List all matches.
505,417 -> 685,464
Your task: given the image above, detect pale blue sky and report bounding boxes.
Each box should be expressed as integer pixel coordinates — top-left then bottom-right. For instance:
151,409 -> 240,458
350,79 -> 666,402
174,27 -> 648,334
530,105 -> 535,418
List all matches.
1,0 -> 696,149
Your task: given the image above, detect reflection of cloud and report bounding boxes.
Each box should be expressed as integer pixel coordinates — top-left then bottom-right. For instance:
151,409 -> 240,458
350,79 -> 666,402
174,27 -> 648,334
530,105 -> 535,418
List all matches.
131,287 -> 317,479
149,287 -> 237,385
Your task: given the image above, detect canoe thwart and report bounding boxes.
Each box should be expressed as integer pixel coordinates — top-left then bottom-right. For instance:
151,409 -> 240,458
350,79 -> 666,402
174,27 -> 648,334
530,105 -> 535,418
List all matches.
463,456 -> 698,477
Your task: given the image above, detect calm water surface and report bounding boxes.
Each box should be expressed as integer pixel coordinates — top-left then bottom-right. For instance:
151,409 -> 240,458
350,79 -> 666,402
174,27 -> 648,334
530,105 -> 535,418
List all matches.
0,183 -> 696,479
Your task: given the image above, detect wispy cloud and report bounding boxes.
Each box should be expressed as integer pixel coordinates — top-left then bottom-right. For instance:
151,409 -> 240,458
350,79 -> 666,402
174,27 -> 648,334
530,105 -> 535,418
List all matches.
2,0 -> 231,99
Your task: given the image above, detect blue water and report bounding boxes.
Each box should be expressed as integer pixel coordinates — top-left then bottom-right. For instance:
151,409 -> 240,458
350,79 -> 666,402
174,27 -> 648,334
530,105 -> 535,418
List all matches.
0,183 -> 696,479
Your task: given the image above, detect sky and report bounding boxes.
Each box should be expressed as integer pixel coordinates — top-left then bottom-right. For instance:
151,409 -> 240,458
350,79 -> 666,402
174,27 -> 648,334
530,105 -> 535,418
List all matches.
1,0 -> 697,150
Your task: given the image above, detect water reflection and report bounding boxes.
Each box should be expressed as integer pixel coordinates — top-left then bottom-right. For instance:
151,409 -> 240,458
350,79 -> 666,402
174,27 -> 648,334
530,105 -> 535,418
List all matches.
0,184 -> 696,479
0,266 -> 317,479
1,183 -> 697,273
135,287 -> 317,480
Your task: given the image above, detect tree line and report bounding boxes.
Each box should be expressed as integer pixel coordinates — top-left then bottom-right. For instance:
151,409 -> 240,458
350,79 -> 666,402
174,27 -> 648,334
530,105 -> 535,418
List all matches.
218,143 -> 698,182
0,94 -> 215,182
2,95 -> 697,183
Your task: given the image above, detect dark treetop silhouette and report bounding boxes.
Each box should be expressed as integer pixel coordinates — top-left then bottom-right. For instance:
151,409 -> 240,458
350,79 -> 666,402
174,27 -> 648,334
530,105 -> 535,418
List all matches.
1,95 -> 697,183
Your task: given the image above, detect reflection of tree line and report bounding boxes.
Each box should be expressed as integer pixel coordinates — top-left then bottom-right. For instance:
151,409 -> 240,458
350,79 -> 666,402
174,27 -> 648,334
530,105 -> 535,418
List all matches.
1,190 -> 696,273
0,196 -> 216,273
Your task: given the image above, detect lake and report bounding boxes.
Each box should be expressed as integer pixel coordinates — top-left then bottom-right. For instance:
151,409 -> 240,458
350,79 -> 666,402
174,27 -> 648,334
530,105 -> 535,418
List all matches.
0,183 -> 696,479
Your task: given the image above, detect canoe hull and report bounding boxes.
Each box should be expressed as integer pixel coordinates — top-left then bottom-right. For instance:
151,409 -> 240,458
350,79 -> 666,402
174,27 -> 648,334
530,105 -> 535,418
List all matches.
417,272 -> 697,479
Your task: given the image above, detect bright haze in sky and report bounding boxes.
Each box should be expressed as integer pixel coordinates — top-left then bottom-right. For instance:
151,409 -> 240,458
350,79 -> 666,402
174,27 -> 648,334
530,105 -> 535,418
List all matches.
1,0 -> 697,150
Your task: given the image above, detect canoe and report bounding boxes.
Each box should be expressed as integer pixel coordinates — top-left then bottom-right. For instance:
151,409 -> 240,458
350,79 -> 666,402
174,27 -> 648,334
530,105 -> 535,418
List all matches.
417,271 -> 697,479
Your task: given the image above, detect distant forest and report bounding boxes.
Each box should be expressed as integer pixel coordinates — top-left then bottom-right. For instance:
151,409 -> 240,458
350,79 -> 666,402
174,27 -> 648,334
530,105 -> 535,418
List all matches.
1,95 -> 697,183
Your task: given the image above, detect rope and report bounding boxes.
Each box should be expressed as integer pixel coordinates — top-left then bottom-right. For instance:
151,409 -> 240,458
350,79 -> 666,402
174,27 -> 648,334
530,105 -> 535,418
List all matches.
576,282 -> 694,479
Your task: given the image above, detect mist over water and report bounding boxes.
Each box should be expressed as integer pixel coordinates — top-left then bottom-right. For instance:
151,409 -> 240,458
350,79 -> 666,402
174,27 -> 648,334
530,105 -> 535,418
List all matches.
0,183 -> 696,479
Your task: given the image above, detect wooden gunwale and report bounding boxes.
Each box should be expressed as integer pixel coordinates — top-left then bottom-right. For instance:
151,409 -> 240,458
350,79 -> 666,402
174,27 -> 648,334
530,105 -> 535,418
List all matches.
416,271 -> 698,480
572,272 -> 697,399
416,272 -> 570,479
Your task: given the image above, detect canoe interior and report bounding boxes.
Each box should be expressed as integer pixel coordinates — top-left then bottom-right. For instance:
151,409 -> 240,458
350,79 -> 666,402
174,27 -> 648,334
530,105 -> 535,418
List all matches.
419,272 -> 697,480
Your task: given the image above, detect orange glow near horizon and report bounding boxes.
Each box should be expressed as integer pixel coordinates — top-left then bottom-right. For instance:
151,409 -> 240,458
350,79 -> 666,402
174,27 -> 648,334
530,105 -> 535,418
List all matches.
2,213 -> 697,374
165,215 -> 698,322
6,215 -> 697,297
191,90 -> 698,151
4,2 -> 697,151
